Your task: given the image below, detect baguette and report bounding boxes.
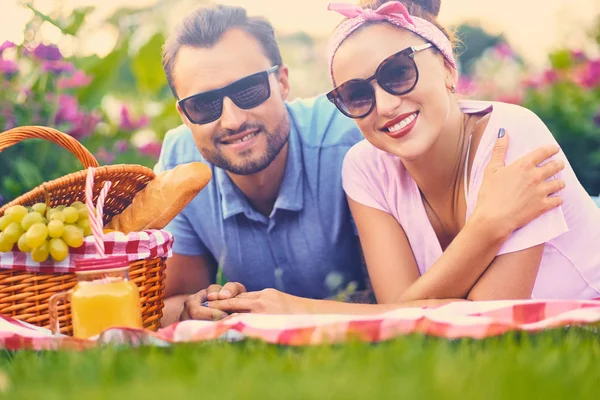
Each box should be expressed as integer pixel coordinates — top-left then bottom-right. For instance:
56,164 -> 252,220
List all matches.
106,162 -> 212,234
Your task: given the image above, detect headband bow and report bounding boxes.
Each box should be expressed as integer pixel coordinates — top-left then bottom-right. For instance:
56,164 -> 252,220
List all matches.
327,2 -> 414,25
327,1 -> 456,84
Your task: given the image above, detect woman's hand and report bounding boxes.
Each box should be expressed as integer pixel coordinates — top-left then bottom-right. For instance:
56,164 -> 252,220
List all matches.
205,288 -> 311,315
471,129 -> 565,241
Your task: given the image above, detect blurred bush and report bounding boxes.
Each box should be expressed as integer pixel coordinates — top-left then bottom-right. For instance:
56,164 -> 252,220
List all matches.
0,0 -> 183,205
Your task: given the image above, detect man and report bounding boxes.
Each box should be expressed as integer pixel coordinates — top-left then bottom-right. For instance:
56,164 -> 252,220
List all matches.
155,4 -> 367,326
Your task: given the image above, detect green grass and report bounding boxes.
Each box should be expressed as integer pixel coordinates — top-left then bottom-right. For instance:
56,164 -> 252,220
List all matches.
0,328 -> 599,400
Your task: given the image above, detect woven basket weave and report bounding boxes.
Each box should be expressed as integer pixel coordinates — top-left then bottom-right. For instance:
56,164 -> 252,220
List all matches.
0,126 -> 167,335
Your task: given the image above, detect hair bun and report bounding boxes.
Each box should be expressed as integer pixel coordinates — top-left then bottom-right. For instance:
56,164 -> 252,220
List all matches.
414,0 -> 441,17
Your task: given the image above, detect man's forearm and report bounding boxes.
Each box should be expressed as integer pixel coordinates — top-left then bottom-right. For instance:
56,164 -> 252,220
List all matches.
398,213 -> 509,302
160,294 -> 189,327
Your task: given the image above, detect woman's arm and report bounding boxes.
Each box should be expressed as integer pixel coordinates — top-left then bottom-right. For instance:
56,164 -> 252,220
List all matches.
467,245 -> 544,300
349,197 -> 507,302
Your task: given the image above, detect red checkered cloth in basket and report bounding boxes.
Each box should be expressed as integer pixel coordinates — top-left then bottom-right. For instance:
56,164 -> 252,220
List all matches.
0,299 -> 599,350
0,230 -> 174,273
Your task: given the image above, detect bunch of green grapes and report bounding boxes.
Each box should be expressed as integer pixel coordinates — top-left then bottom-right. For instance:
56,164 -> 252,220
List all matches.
0,201 -> 93,262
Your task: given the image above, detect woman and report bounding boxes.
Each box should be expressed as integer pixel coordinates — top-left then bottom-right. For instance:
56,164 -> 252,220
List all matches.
201,0 -> 599,316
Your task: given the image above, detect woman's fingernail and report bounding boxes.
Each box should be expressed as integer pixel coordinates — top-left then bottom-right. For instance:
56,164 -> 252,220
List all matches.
220,290 -> 231,297
497,128 -> 505,138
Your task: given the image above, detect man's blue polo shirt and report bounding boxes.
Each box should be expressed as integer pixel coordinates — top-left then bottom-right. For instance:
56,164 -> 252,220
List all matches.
154,95 -> 365,299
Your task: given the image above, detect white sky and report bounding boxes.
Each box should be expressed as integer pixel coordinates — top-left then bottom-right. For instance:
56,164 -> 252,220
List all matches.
1,0 -> 599,68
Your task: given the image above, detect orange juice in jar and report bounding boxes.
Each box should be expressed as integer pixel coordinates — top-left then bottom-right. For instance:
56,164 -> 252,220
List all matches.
49,255 -> 143,339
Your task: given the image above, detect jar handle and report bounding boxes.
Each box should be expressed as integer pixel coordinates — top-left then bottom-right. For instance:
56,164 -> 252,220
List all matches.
48,291 -> 72,335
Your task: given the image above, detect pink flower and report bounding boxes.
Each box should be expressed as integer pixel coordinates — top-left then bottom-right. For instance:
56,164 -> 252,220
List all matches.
456,76 -> 477,94
0,41 -> 15,55
67,112 -> 100,140
137,141 -> 162,159
543,69 -> 559,85
95,147 -> 115,164
0,59 -> 18,76
53,95 -> 80,125
26,43 -> 62,61
578,59 -> 600,89
114,140 -> 129,153
494,42 -> 514,59
119,105 -> 149,132
57,70 -> 92,89
570,49 -> 588,63
42,60 -> 75,74
498,93 -> 523,105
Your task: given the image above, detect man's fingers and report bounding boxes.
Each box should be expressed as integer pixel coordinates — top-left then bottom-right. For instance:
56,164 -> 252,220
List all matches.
207,298 -> 256,313
187,305 -> 228,321
525,144 -> 560,167
486,129 -> 509,172
206,284 -> 223,301
537,159 -> 565,181
182,293 -> 227,321
217,282 -> 247,299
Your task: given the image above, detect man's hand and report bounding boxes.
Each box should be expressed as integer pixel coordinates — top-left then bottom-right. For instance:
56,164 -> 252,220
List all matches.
179,282 -> 247,321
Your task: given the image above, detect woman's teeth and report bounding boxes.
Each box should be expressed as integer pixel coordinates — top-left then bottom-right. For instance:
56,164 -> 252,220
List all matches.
387,113 -> 417,133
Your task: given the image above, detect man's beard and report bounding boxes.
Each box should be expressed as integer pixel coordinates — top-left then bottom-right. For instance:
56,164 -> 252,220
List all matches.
201,114 -> 290,176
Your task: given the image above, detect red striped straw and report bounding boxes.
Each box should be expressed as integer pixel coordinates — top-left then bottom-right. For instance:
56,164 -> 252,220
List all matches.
85,167 -> 112,257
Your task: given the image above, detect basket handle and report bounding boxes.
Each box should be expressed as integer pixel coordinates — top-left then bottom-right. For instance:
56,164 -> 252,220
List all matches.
0,126 -> 100,168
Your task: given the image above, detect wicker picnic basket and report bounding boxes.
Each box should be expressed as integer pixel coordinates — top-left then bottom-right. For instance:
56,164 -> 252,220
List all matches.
0,126 -> 167,335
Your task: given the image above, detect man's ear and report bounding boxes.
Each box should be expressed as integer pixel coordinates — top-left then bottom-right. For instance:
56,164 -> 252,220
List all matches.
176,102 -> 192,128
276,64 -> 291,101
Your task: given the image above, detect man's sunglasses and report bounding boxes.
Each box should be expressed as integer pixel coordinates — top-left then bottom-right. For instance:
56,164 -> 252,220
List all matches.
178,65 -> 280,125
326,43 -> 433,119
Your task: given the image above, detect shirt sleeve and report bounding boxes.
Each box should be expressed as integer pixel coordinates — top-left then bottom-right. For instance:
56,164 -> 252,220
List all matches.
471,106 -> 569,255
163,208 -> 210,256
341,142 -> 390,214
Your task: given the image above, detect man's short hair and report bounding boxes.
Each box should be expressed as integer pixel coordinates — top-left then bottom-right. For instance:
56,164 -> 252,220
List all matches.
162,4 -> 283,98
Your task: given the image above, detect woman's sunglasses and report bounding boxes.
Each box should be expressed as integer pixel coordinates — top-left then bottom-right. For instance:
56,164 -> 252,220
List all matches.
326,43 -> 433,119
178,65 -> 280,125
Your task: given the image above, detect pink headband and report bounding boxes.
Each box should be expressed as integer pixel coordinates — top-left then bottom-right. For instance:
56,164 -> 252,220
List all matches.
327,1 -> 456,83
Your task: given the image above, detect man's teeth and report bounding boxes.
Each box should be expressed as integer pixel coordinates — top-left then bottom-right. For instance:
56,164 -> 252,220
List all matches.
227,132 -> 257,144
388,113 -> 417,133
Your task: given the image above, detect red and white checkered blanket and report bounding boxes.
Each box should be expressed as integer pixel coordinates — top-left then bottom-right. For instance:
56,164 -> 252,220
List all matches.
0,230 -> 174,272
1,299 -> 599,350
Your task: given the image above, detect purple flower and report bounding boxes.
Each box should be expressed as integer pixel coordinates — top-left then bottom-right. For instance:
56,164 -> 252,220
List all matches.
494,42 -> 514,59
578,59 -> 600,89
67,112 -> 100,140
53,95 -> 80,125
27,43 -> 62,61
95,147 -> 115,164
0,59 -> 18,77
571,49 -> 588,63
137,141 -> 162,159
0,41 -> 15,55
1,107 -> 16,131
456,76 -> 477,94
119,105 -> 149,132
543,69 -> 559,84
594,110 -> 600,128
57,70 -> 92,89
42,60 -> 75,75
114,139 -> 129,153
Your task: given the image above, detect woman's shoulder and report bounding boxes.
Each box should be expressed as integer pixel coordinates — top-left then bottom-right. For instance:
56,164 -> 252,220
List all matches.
343,139 -> 406,176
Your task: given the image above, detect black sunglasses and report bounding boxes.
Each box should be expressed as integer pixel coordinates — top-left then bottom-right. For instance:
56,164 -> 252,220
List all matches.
326,43 -> 433,119
178,65 -> 280,125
